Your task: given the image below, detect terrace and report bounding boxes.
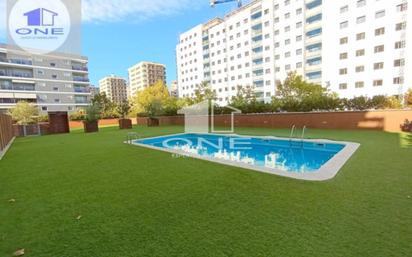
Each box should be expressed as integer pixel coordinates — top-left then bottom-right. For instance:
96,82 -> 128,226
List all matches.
0,125 -> 411,256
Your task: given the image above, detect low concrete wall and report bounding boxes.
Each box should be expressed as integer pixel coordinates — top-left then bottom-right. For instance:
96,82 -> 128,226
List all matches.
137,110 -> 412,132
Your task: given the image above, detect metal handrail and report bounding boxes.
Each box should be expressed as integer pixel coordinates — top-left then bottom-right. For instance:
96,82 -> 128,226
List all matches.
301,126 -> 307,147
289,125 -> 296,145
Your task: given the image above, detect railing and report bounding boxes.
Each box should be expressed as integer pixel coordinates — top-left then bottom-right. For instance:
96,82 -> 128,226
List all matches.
0,114 -> 14,157
0,57 -> 32,65
74,87 -> 90,93
72,66 -> 88,71
0,84 -> 35,91
73,77 -> 90,82
0,70 -> 33,78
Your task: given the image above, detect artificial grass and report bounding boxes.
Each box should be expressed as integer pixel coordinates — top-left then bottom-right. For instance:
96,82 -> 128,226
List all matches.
0,126 -> 411,257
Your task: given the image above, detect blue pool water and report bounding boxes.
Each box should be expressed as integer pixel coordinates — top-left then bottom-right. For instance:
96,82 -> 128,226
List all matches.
135,133 -> 345,173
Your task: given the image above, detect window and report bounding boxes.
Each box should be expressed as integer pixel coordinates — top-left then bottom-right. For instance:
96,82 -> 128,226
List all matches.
395,41 -> 406,49
307,13 -> 322,24
340,53 -> 348,60
355,81 -> 364,88
340,37 -> 348,44
394,59 -> 405,67
41,106 -> 48,111
356,49 -> 365,56
397,3 -> 408,12
375,10 -> 385,18
306,0 -> 322,9
339,83 -> 347,90
374,62 -> 384,70
396,22 -> 407,31
357,0 -> 366,7
394,77 -> 404,84
356,32 -> 366,40
306,71 -> 322,79
340,5 -> 348,13
306,28 -> 322,38
357,16 -> 366,24
374,45 -> 384,53
339,68 -> 348,75
375,27 -> 385,36
306,43 -> 322,52
373,80 -> 383,87
356,66 -> 364,72
340,21 -> 348,29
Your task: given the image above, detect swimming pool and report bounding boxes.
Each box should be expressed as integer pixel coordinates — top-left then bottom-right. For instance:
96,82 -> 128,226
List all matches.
131,133 -> 360,181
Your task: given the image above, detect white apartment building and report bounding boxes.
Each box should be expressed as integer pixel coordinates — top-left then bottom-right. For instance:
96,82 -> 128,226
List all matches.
98,75 -> 128,104
176,0 -> 412,104
128,61 -> 166,97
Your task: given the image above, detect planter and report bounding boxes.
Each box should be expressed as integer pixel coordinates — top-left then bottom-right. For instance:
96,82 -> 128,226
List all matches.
83,120 -> 99,133
119,118 -> 132,129
401,124 -> 412,132
147,117 -> 159,127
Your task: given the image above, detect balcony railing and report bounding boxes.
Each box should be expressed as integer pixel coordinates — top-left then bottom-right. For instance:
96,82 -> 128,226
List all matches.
73,77 -> 90,82
74,87 -> 90,93
0,84 -> 35,91
0,57 -> 33,65
0,70 -> 33,78
72,65 -> 88,72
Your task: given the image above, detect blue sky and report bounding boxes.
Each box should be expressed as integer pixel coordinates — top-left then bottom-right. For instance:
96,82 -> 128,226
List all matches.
1,0 -> 249,88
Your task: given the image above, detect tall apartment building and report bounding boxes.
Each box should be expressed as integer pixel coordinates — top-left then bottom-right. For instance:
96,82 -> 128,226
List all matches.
176,0 -> 412,104
0,44 -> 91,113
128,61 -> 166,97
98,75 -> 128,104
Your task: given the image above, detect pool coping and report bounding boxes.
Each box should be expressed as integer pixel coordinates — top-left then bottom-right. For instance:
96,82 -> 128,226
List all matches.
127,133 -> 360,181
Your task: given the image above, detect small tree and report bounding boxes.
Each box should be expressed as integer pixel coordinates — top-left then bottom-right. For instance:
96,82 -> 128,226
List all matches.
91,92 -> 119,118
8,101 -> 39,125
193,81 -> 217,103
117,101 -> 131,119
84,104 -> 100,123
130,80 -> 170,116
384,96 -> 402,109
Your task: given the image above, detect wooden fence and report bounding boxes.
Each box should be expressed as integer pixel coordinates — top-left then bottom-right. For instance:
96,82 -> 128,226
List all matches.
136,110 -> 412,132
0,114 -> 14,158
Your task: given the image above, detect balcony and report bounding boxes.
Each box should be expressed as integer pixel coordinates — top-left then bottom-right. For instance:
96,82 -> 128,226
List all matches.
0,70 -> 33,78
72,65 -> 88,72
74,87 -> 90,93
73,76 -> 90,82
1,83 -> 35,91
0,57 -> 33,66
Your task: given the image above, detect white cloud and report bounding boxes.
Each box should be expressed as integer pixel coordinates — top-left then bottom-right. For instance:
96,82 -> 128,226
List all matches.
0,0 -> 204,35
82,0 -> 204,23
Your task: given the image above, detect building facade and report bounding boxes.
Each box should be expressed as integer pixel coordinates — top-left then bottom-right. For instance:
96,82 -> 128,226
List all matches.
128,61 -> 166,97
176,0 -> 412,104
0,44 -> 91,113
170,80 -> 179,97
98,75 -> 128,104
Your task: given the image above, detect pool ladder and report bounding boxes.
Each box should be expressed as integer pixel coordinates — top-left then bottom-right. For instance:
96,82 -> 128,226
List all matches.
289,125 -> 306,148
126,132 -> 140,144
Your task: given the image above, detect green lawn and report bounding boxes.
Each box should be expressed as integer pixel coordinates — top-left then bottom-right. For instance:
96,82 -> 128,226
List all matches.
0,126 -> 411,257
